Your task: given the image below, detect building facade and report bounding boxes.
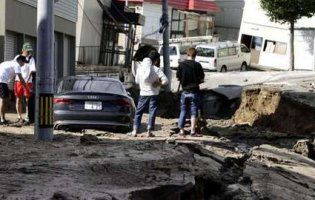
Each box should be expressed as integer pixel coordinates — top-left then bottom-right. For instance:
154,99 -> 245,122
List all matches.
214,0 -> 244,41
117,0 -> 220,46
76,0 -> 111,66
0,0 -> 78,81
239,0 -> 315,71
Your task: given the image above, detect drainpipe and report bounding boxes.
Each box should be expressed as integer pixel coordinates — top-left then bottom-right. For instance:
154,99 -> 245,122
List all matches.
35,0 -> 54,141
314,30 -> 315,72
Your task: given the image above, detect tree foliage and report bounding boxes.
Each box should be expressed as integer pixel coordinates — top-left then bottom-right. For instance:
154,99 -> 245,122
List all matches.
260,0 -> 315,23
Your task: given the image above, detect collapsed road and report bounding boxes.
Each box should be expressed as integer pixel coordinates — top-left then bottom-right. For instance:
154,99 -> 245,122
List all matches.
0,76 -> 315,199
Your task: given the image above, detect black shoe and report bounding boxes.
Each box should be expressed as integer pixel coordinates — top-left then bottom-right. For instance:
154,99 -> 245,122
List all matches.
15,118 -> 24,123
11,119 -> 24,127
0,120 -> 8,125
190,132 -> 203,137
23,120 -> 31,126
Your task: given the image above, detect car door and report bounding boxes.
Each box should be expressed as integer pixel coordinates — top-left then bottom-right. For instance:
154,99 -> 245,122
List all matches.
240,44 -> 251,65
196,47 -> 209,70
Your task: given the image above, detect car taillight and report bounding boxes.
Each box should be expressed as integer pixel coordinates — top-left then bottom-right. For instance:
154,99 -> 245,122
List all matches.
214,59 -> 217,67
53,98 -> 73,105
115,99 -> 131,107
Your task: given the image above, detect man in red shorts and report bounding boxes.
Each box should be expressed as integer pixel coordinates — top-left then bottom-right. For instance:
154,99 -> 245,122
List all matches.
14,43 -> 36,125
0,56 -> 28,125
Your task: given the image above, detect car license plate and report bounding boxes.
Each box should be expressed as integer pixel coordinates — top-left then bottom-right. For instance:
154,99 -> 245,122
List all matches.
84,101 -> 102,110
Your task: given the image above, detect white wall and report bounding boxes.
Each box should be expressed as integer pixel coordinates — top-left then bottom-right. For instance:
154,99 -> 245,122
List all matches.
18,0 -> 78,22
239,0 -> 315,71
76,0 -> 107,65
76,0 -> 103,47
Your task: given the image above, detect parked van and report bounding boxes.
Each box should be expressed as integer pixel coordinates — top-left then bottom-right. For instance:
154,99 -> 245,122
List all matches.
195,42 -> 251,72
159,36 -> 216,69
159,44 -> 189,68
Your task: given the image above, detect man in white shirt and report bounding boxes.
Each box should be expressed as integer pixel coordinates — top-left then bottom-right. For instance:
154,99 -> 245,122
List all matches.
14,42 -> 36,125
128,51 -> 168,137
0,56 -> 28,124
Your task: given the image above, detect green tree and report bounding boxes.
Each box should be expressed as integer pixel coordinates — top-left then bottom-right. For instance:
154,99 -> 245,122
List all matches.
260,0 -> 315,71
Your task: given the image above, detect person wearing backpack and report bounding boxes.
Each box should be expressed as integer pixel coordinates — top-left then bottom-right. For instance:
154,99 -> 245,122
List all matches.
176,47 -> 205,137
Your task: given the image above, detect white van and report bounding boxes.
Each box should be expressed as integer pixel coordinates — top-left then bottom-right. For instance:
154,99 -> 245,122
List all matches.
195,42 -> 251,72
159,36 -> 215,69
159,44 -> 188,69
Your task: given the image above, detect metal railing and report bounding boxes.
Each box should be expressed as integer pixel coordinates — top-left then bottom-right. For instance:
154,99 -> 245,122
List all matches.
76,46 -> 128,66
76,46 -> 100,65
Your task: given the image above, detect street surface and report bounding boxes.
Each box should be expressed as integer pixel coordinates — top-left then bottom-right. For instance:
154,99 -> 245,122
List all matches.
0,71 -> 314,199
170,70 -> 315,91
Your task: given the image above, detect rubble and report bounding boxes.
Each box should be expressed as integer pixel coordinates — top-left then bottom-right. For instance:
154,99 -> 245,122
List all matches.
293,139 -> 315,160
80,134 -> 100,145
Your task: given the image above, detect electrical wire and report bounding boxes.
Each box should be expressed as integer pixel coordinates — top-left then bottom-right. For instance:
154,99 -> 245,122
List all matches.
77,0 -> 102,37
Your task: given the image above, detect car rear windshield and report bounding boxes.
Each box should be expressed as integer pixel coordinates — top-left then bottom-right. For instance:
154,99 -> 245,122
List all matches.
57,78 -> 125,95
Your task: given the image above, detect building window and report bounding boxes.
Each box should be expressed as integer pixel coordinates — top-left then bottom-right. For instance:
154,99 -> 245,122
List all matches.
263,40 -> 287,55
251,36 -> 263,51
171,9 -> 185,38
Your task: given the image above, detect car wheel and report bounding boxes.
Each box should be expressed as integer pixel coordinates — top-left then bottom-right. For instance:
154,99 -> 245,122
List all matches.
241,62 -> 247,71
220,66 -> 227,73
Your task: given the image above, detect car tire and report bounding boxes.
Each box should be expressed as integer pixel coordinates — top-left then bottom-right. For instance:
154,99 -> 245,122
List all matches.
220,66 -> 227,73
241,62 -> 247,71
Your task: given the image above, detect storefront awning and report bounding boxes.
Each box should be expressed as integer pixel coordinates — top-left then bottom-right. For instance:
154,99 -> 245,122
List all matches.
116,0 -> 220,13
98,0 -> 145,26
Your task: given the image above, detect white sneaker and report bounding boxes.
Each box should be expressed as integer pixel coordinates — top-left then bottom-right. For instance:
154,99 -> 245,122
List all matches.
127,130 -> 137,137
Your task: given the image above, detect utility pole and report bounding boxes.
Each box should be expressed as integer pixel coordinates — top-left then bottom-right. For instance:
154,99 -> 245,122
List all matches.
162,0 -> 171,91
35,0 -> 54,141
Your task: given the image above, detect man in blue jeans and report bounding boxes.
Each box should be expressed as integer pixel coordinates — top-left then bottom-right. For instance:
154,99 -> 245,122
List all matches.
129,51 -> 168,137
176,48 -> 205,136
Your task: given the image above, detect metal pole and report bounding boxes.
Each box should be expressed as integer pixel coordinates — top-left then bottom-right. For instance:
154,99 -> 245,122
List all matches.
162,0 -> 171,91
35,0 -> 54,141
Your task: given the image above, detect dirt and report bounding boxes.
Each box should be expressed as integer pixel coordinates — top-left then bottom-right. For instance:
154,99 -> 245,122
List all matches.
234,87 -> 315,135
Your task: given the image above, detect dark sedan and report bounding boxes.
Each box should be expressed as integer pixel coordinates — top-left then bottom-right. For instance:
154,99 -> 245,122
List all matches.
54,76 -> 135,132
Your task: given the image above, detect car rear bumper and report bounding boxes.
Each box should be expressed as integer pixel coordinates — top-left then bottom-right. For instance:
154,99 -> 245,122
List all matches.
54,120 -> 132,131
54,110 -> 134,131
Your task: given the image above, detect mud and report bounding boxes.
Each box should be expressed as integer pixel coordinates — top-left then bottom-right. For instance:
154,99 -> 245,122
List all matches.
1,112 -> 315,199
1,81 -> 315,199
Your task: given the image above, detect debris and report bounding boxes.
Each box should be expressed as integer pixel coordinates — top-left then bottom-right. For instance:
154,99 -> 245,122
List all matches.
293,139 -> 315,160
80,134 -> 99,145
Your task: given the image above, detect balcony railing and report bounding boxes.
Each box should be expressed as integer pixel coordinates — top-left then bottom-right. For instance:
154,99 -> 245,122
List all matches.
76,46 -> 127,66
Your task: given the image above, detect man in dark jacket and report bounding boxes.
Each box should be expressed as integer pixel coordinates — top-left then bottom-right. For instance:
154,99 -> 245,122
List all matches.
176,47 -> 205,136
